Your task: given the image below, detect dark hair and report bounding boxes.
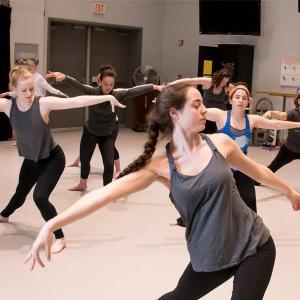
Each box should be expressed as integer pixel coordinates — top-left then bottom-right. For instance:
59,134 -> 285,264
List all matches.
118,83 -> 193,178
10,67 -> 32,88
27,58 -> 39,66
98,65 -> 117,81
212,68 -> 231,88
294,94 -> 300,108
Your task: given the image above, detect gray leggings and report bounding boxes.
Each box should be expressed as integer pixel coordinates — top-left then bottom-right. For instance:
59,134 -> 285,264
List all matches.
158,237 -> 275,300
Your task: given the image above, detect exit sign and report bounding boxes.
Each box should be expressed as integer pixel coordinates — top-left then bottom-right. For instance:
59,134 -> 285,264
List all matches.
92,3 -> 106,14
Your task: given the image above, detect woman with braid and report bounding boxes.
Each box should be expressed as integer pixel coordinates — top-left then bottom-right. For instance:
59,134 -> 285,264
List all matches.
47,65 -> 164,190
0,67 -> 124,253
169,82 -> 300,213
25,83 -> 300,299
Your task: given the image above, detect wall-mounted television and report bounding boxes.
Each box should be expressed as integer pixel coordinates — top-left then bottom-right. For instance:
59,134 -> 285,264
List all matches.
199,0 -> 261,36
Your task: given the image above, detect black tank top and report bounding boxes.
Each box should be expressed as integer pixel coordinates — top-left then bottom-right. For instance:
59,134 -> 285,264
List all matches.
166,134 -> 270,271
10,97 -> 55,162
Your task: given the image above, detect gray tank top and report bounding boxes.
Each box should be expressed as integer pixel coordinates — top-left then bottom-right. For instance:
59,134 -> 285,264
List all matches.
203,85 -> 227,110
10,97 -> 55,162
166,134 -> 270,272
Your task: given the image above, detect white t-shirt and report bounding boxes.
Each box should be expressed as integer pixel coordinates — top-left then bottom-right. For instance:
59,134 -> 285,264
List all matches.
33,73 -> 60,96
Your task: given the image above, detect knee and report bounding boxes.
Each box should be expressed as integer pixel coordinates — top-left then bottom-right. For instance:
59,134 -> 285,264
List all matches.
33,191 -> 48,208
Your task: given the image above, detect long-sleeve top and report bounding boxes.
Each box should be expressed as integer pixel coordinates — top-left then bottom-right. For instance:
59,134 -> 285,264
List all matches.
64,76 -> 154,136
33,73 -> 61,97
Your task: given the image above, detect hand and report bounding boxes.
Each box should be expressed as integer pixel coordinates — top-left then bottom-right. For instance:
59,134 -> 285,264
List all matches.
109,96 -> 126,112
286,190 -> 300,211
0,91 -> 12,98
169,221 -> 178,226
153,84 -> 166,92
24,224 -> 53,270
59,91 -> 69,98
263,111 -> 271,119
46,71 -> 66,82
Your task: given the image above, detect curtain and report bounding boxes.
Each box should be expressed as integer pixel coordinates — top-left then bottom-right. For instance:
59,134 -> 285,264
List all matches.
0,5 -> 12,140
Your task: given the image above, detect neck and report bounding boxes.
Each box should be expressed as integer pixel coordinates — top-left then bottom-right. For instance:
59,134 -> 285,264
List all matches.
231,108 -> 245,121
171,126 -> 202,153
17,97 -> 34,111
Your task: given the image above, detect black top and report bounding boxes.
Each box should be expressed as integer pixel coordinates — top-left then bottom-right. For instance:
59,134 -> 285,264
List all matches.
64,76 -> 154,136
10,97 -> 55,162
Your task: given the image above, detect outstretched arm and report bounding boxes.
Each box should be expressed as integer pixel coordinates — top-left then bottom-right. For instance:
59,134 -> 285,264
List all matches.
113,83 -> 166,101
263,110 -> 287,121
24,167 -> 161,270
0,98 -> 12,116
217,134 -> 300,210
40,94 -> 125,113
36,74 -> 68,97
250,114 -> 300,130
0,91 -> 12,98
205,108 -> 226,128
46,71 -> 95,94
167,77 -> 212,89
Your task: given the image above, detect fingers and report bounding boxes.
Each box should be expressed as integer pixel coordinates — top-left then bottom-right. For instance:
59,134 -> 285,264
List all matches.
23,251 -> 32,264
116,103 -> 126,109
31,256 -> 36,271
45,243 -> 51,261
35,252 -> 45,269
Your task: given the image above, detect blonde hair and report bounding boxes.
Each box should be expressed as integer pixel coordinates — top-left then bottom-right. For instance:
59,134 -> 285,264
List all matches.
10,67 -> 33,88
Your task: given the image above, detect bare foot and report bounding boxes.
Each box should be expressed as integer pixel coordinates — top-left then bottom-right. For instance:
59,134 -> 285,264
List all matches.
0,216 -> 9,223
66,157 -> 80,167
51,237 -> 66,254
113,170 -> 121,179
68,179 -> 87,191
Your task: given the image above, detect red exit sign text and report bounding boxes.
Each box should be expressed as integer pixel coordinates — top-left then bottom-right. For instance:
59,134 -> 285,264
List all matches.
92,3 -> 106,14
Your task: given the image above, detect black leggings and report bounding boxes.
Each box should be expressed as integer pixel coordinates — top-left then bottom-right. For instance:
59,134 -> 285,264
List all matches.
158,237 -> 275,300
112,121 -> 120,160
1,145 -> 65,239
233,171 -> 257,212
80,124 -> 118,186
268,144 -> 300,173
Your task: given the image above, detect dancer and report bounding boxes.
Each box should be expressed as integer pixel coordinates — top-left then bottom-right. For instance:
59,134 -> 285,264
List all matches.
26,58 -> 68,97
170,83 -> 300,213
262,93 -> 300,173
25,83 -> 300,300
47,65 -> 164,190
0,67 -> 124,253
171,68 -> 234,133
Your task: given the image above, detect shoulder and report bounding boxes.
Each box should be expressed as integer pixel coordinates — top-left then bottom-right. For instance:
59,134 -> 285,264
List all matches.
206,133 -> 236,152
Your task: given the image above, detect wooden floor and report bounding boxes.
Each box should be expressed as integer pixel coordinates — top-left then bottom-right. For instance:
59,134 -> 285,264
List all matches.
0,129 -> 299,300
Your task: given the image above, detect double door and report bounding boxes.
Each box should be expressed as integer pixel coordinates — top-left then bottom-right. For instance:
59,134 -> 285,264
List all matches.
48,20 -> 142,129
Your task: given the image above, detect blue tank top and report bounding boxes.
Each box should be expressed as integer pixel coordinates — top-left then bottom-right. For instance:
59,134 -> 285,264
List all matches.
217,110 -> 251,154
166,134 -> 270,272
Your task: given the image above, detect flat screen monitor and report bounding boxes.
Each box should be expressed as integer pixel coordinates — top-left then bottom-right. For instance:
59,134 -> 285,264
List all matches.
199,0 -> 261,36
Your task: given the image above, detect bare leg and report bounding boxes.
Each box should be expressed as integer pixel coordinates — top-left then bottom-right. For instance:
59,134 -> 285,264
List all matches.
66,155 -> 80,167
113,158 -> 121,179
68,178 -> 87,191
51,237 -> 66,254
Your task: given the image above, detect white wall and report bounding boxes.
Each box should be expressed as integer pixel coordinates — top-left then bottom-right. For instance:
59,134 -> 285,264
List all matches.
161,0 -> 300,110
10,0 -> 300,110
10,0 -> 46,71
10,0 -> 164,77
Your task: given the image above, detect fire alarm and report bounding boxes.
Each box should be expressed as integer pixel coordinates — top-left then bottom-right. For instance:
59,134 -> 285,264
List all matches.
178,39 -> 184,47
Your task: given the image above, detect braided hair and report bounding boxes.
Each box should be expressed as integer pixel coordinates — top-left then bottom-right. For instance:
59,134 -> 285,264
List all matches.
118,82 -> 192,178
